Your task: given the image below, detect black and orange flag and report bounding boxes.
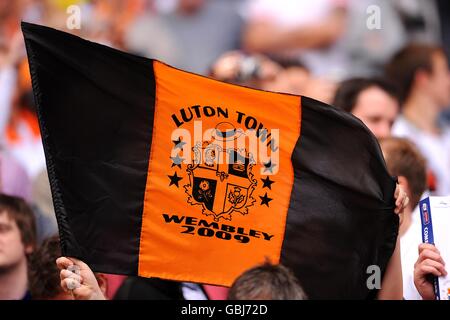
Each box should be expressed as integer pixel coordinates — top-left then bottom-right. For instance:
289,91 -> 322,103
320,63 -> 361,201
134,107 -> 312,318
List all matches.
22,22 -> 398,299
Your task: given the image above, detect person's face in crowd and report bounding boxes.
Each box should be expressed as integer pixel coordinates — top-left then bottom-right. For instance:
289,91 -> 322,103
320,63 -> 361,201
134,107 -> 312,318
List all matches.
0,211 -> 31,272
351,86 -> 399,140
211,51 -> 282,90
263,67 -> 310,95
426,51 -> 450,109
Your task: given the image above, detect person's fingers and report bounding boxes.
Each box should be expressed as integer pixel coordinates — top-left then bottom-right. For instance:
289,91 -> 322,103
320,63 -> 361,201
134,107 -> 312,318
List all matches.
61,278 -> 81,293
60,269 -> 77,281
394,184 -> 400,198
418,243 -> 441,256
60,269 -> 83,283
402,195 -> 409,208
395,190 -> 409,213
420,259 -> 447,276
60,280 -> 69,293
394,194 -> 402,213
67,257 -> 91,271
395,191 -> 405,207
419,243 -> 439,252
417,264 -> 444,278
417,249 -> 446,266
211,53 -> 242,80
394,184 -> 404,203
56,257 -> 74,270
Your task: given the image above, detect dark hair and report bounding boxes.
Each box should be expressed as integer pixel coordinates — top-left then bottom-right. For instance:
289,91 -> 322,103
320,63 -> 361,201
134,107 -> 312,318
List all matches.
228,261 -> 307,300
379,137 -> 427,209
385,44 -> 444,103
28,235 -> 61,299
0,194 -> 36,251
332,77 -> 399,113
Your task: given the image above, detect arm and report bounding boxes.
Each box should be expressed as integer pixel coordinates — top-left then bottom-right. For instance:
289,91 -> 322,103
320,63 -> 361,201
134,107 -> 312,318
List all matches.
242,8 -> 347,53
377,237 -> 403,299
377,184 -> 409,299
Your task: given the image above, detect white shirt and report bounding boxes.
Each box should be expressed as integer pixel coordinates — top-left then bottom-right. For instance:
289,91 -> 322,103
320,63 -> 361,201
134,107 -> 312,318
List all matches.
393,116 -> 450,196
181,282 -> 208,300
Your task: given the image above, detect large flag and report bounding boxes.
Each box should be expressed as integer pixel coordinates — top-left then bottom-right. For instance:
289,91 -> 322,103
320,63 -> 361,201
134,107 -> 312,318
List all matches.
22,22 -> 398,299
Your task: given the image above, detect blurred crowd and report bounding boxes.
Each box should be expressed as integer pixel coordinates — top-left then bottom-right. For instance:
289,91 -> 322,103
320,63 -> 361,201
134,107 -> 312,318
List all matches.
0,0 -> 450,300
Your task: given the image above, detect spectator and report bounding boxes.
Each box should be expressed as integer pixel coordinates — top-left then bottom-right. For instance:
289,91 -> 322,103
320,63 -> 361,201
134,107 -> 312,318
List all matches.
379,137 -> 428,299
342,0 -> 441,78
387,44 -> 450,196
333,78 -> 399,139
125,0 -> 243,74
266,57 -> 337,102
210,52 -> 336,102
5,58 -> 46,180
380,137 -> 427,236
228,261 -> 307,300
209,51 -> 281,89
0,194 -> 36,300
393,0 -> 441,45
342,0 -> 407,78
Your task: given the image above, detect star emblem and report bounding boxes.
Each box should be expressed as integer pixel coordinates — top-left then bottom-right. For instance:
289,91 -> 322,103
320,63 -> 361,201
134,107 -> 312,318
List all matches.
168,172 -> 183,187
263,160 -> 276,174
259,192 -> 273,207
261,176 -> 275,190
172,137 -> 186,150
170,154 -> 184,168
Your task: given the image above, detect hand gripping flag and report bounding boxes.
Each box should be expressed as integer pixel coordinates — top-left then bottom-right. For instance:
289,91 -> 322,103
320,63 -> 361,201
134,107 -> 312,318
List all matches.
22,22 -> 398,299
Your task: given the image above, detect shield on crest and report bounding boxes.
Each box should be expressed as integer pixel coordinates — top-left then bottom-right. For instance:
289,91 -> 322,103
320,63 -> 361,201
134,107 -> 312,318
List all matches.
185,144 -> 257,221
